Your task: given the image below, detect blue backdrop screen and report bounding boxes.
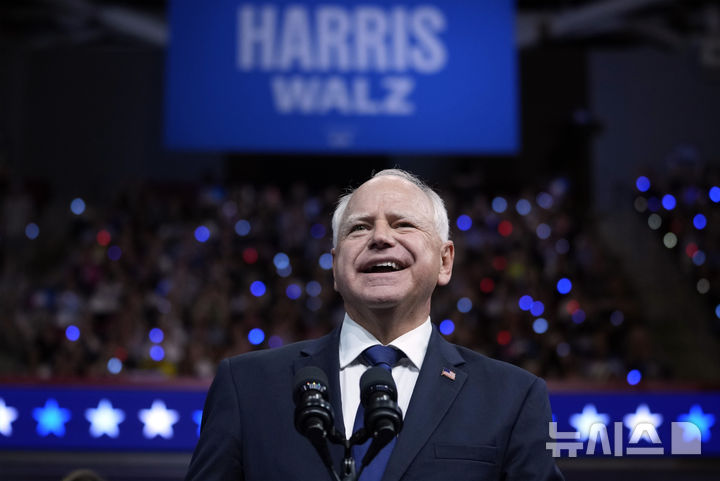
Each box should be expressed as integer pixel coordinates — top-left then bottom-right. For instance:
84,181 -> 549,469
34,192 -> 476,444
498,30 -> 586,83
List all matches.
164,0 -> 517,153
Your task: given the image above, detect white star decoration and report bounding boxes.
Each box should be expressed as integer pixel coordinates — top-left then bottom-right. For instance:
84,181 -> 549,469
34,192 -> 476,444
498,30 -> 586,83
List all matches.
569,404 -> 610,441
0,398 -> 19,437
623,404 -> 663,442
138,400 -> 179,439
85,399 -> 125,438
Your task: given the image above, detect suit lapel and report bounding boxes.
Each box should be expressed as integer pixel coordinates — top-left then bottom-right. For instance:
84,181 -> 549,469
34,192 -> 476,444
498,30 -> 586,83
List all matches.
382,328 -> 467,481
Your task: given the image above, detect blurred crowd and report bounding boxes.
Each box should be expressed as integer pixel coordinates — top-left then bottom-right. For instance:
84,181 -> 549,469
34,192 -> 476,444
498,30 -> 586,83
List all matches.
633,146 -> 720,337
0,167 -> 671,383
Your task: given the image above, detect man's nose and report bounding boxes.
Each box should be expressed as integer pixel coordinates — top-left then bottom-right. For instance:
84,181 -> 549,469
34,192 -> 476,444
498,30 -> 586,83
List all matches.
369,222 -> 395,249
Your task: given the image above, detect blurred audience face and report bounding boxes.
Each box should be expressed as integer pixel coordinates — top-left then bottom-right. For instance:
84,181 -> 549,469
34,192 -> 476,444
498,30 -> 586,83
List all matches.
331,175 -> 454,321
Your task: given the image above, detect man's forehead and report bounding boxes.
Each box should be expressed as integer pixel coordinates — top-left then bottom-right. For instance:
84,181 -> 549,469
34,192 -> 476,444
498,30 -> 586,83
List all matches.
354,175 -> 427,201
342,176 -> 433,220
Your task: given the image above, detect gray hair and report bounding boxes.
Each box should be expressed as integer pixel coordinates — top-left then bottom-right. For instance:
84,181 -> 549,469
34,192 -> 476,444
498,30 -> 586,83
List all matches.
331,169 -> 450,247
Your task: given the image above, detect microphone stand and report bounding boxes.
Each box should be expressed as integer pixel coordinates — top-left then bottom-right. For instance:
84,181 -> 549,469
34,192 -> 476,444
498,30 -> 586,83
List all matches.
318,427 -> 373,481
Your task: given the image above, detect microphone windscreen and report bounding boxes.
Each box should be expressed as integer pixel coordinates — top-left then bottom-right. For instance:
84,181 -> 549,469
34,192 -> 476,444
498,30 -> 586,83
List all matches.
293,366 -> 329,404
294,366 -> 329,388
360,366 -> 397,405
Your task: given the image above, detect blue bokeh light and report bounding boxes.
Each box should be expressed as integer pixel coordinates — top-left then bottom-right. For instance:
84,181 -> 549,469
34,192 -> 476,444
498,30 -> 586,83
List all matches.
536,223 -> 551,240
307,297 -> 322,312
439,319 -> 455,335
194,226 -> 210,242
107,246 -> 122,261
533,318 -> 548,334
250,281 -> 266,297
304,198 -> 321,217
515,199 -> 532,216
107,357 -> 122,374
234,219 -> 251,236
530,301 -> 545,316
456,215 -> 472,231
647,197 -> 661,212
692,250 -> 706,266
636,176 -> 651,192
709,186 -> 720,203
557,278 -> 572,294
70,198 -> 86,215
518,295 -> 533,311
572,309 -> 586,324
715,304 -> 720,319
627,369 -> 642,386
457,297 -> 472,313
156,279 -> 172,297
65,325 -> 80,342
286,283 -> 302,300
306,281 -> 322,297
693,214 -> 707,230
277,265 -> 292,277
610,310 -> 625,326
319,253 -> 333,270
149,345 -> 165,362
268,335 -> 283,348
248,328 -> 265,345
491,197 -> 507,213
273,252 -> 290,269
25,223 -> 40,240
310,223 -> 326,239
683,186 -> 700,205
555,239 -> 570,254
556,343 -> 570,357
149,328 -> 164,344
536,192 -> 553,209
662,194 -> 676,210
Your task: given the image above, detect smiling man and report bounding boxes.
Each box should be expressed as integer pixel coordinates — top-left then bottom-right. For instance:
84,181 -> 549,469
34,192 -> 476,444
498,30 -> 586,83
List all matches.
331,171 -> 454,343
185,169 -> 564,481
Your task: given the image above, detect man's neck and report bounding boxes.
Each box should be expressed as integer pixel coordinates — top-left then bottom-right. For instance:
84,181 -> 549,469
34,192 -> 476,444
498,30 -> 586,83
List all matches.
345,303 -> 431,345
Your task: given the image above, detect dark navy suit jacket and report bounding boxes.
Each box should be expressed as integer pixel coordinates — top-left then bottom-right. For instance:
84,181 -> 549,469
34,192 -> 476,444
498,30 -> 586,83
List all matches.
185,326 -> 564,481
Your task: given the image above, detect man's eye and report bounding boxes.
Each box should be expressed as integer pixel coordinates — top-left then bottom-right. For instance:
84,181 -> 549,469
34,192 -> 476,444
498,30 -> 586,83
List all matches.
396,222 -> 415,228
349,224 -> 368,232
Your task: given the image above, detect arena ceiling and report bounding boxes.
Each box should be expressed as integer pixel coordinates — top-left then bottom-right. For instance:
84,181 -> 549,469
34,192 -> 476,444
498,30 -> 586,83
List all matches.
0,0 -> 717,53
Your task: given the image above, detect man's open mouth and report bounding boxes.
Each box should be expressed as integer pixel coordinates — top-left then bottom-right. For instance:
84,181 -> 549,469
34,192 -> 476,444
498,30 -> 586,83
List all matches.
363,261 -> 406,273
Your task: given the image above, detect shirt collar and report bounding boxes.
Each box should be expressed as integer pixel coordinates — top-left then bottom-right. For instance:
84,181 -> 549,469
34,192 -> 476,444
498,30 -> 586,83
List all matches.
338,313 -> 432,371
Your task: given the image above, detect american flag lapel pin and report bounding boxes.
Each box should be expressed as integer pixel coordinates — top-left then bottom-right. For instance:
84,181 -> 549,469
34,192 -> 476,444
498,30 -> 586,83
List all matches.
441,368 -> 456,381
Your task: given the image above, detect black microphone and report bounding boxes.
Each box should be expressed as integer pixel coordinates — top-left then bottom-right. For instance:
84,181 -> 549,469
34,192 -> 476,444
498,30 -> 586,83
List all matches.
358,366 -> 403,467
294,366 -> 335,442
294,366 -> 339,480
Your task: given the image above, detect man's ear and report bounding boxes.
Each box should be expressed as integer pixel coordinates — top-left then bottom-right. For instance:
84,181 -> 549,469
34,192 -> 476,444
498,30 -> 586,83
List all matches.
437,241 -> 454,286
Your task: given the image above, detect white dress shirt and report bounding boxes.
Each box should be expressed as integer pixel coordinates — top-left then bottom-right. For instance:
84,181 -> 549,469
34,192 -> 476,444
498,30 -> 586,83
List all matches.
338,313 -> 432,439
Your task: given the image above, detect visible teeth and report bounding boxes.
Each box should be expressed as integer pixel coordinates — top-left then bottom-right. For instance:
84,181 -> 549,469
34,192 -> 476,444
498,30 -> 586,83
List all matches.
375,262 -> 399,270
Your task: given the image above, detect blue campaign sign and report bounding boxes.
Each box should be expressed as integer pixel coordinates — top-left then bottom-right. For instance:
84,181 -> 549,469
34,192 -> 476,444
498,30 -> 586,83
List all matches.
165,0 -> 517,153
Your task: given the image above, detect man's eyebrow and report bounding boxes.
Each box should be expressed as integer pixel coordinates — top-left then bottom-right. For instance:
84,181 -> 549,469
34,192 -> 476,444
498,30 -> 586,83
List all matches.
342,214 -> 372,227
343,212 -> 422,226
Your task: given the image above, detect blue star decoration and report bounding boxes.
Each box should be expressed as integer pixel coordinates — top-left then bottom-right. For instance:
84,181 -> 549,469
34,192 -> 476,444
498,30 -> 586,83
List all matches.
623,404 -> 663,443
138,399 -> 179,439
193,410 -> 203,437
33,398 -> 72,437
85,399 -> 126,438
570,404 -> 610,441
678,405 -> 715,442
0,398 -> 19,437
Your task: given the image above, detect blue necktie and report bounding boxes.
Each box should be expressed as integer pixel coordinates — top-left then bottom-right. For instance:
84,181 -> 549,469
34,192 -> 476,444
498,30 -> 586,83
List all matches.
352,345 -> 403,481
